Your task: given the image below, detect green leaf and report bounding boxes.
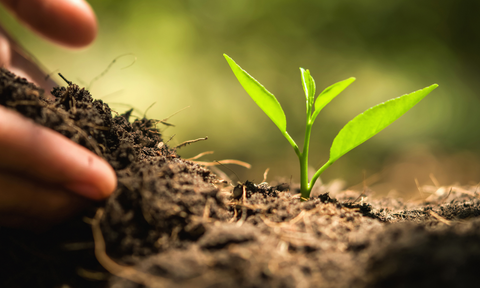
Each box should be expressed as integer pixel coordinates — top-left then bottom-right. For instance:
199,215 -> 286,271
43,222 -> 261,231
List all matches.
224,54 -> 287,132
329,84 -> 438,163
313,77 -> 356,118
300,68 -> 316,111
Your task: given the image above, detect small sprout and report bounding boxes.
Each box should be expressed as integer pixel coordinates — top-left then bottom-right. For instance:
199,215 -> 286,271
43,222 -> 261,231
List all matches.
224,54 -> 438,200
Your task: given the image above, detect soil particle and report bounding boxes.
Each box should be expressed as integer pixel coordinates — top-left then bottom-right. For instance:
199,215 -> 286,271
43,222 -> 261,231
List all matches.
2,68 -> 480,288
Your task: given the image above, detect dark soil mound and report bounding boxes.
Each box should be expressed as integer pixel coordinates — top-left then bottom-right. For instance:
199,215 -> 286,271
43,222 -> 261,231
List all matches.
1,68 -> 480,288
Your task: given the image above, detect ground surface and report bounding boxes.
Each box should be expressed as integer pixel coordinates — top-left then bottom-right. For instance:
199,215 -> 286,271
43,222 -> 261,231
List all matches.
1,68 -> 480,288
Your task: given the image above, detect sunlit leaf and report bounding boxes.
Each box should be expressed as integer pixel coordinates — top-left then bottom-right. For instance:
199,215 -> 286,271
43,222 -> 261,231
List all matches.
224,54 -> 287,132
313,77 -> 356,118
300,68 -> 316,111
329,84 -> 438,163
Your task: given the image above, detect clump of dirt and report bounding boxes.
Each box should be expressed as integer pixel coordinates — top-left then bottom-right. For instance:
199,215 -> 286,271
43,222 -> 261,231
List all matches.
0,68 -> 225,287
2,67 -> 480,288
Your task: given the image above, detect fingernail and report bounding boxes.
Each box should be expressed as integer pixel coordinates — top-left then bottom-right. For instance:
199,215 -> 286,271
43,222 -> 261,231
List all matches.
65,182 -> 104,200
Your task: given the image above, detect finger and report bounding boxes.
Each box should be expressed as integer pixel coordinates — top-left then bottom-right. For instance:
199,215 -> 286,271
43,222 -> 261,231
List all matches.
0,0 -> 97,47
0,26 -> 57,93
0,28 -> 11,67
0,171 -> 91,230
0,106 -> 117,200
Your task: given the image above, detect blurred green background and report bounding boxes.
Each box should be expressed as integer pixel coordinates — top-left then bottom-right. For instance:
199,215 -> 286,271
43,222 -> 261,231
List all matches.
2,0 -> 480,196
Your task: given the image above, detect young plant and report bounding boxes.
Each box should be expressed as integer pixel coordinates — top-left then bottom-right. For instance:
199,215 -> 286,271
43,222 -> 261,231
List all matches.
224,54 -> 438,200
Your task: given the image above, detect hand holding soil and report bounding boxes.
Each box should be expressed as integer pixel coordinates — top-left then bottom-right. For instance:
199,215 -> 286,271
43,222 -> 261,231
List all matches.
0,0 -> 116,229
0,105 -> 116,228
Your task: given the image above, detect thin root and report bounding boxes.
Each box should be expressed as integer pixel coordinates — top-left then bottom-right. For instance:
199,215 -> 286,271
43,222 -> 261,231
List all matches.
175,137 -> 208,150
193,159 -> 251,169
88,53 -> 137,90
428,210 -> 451,225
187,151 -> 214,161
262,168 -> 270,183
91,208 -> 173,288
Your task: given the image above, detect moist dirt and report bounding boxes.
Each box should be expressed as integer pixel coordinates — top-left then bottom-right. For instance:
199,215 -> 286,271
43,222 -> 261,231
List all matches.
1,67 -> 480,288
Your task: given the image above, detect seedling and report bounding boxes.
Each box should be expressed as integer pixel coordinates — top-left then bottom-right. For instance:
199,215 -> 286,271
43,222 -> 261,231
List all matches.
224,54 -> 438,200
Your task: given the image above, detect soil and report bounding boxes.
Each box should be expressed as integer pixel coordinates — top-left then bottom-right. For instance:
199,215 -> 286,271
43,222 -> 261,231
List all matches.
1,67 -> 480,288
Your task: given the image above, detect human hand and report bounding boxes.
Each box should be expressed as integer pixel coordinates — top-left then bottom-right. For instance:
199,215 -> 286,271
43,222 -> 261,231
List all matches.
0,0 -> 97,90
0,0 -> 117,229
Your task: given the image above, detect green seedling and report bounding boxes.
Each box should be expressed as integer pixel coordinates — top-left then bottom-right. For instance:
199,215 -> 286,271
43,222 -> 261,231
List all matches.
224,54 -> 438,200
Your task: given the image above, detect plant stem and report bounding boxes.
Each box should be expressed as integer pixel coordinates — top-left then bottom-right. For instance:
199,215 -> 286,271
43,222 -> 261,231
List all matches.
299,120 -> 313,200
309,160 -> 333,194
